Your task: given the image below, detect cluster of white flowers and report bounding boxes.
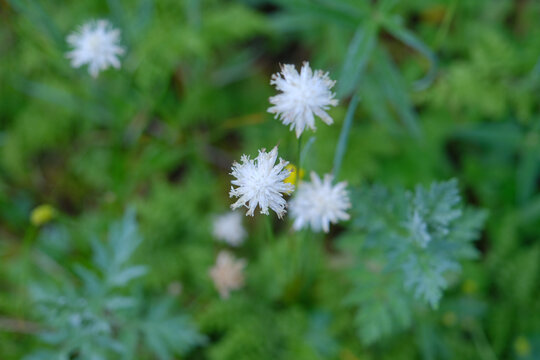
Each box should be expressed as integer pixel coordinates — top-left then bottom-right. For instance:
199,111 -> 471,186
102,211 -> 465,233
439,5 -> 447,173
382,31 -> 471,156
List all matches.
204,62 -> 350,298
66,19 -> 125,78
226,63 -> 350,232
268,62 -> 338,138
209,251 -> 246,299
65,18 -> 353,301
229,146 -> 294,218
212,211 -> 247,246
289,172 -> 351,233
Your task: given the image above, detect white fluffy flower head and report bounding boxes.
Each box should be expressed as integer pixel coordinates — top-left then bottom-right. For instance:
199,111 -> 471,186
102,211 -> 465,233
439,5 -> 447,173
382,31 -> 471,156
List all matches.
209,251 -> 246,299
212,211 -> 247,247
290,172 -> 351,233
268,62 -> 338,138
229,146 -> 294,218
66,19 -> 125,78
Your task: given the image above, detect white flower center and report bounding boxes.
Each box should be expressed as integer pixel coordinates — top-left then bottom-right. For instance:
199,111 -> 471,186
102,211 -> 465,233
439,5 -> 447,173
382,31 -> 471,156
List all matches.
312,192 -> 330,213
88,34 -> 103,54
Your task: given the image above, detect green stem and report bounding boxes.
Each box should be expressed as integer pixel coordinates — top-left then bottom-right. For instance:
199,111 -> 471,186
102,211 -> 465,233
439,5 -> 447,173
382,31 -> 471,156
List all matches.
433,0 -> 458,51
332,94 -> 360,180
297,134 -> 303,182
16,227 -> 37,317
287,231 -> 298,282
470,321 -> 498,360
300,136 -> 316,166
298,229 -> 309,276
265,216 -> 274,243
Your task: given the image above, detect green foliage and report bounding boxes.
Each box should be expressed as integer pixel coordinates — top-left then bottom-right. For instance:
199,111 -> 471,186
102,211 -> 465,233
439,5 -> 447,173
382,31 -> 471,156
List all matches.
199,296 -> 334,360
27,209 -> 205,359
341,180 -> 487,343
269,0 -> 436,135
1,0 -> 539,359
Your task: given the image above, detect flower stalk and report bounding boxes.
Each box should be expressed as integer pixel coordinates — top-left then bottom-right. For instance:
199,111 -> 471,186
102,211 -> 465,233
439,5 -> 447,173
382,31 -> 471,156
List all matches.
332,94 -> 360,180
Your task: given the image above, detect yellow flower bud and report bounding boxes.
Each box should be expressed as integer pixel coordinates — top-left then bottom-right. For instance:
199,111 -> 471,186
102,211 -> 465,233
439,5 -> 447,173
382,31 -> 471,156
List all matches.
514,336 -> 531,357
442,312 -> 456,327
462,279 -> 478,294
284,164 -> 305,186
30,204 -> 56,226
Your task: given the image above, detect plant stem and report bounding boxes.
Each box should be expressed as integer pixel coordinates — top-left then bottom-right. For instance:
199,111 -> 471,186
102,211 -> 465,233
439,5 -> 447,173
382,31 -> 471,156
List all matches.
297,134 -> 303,182
298,229 -> 308,275
332,94 -> 360,180
433,0 -> 458,51
470,321 -> 498,360
265,216 -> 274,242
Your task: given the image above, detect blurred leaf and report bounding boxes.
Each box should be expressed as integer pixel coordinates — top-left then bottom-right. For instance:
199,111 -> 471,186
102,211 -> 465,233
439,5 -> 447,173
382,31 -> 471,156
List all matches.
381,15 -> 438,90
342,179 -> 486,342
7,0 -> 63,46
369,48 -> 421,136
108,207 -> 142,268
108,265 -> 148,287
337,21 -> 378,98
270,0 -> 366,28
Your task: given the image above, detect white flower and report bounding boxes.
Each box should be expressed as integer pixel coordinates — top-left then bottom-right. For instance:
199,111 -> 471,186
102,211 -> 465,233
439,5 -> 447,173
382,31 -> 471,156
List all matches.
230,146 -> 294,218
212,212 -> 247,247
289,172 -> 351,233
209,251 -> 246,299
66,19 -> 125,78
268,62 -> 338,138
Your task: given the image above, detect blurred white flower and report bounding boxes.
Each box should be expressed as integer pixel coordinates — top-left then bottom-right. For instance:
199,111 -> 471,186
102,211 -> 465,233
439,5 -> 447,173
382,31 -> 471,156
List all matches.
289,172 -> 351,233
268,62 -> 338,138
209,251 -> 246,299
66,19 -> 125,78
229,146 -> 294,218
167,281 -> 183,297
212,212 -> 247,247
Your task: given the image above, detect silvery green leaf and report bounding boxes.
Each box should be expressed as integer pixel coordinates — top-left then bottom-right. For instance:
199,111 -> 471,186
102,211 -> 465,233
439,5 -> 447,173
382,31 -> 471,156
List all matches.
108,265 -> 148,287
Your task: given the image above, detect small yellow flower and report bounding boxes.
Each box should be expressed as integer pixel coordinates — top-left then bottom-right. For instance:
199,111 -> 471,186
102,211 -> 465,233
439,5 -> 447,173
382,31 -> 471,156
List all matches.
442,312 -> 456,327
284,164 -> 305,186
421,5 -> 446,24
514,336 -> 531,357
30,204 -> 56,226
339,348 -> 361,360
462,279 -> 478,294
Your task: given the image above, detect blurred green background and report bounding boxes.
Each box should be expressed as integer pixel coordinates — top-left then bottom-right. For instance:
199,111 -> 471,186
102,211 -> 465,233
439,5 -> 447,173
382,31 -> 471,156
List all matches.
1,0 -> 540,359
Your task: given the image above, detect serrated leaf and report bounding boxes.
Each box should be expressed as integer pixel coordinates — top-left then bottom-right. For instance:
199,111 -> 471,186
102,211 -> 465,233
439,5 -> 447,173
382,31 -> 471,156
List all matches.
73,265 -> 103,294
343,179 -> 485,341
108,265 -> 148,287
402,254 -> 459,308
141,299 -> 205,358
91,236 -> 109,272
109,207 -> 142,267
105,296 -> 138,310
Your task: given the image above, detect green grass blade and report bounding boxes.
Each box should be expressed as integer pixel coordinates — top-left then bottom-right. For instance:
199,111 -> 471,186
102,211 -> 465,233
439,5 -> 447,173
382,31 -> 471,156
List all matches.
337,22 -> 378,98
332,94 -> 360,180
